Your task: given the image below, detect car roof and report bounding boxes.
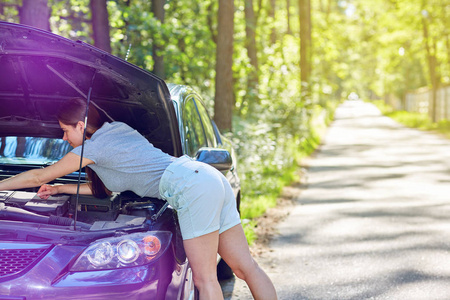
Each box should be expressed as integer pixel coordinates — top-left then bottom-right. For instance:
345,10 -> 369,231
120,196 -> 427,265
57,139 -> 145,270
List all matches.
0,21 -> 182,156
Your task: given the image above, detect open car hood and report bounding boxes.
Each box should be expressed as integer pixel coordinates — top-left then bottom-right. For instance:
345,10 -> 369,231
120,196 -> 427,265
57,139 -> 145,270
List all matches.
0,21 -> 181,156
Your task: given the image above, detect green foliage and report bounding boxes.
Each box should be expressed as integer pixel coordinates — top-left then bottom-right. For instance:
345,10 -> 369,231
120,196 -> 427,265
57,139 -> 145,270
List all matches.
372,99 -> 434,129
242,219 -> 257,244
0,0 -> 342,244
371,99 -> 395,115
49,0 -> 91,41
387,111 -> 435,130
232,99 -> 336,244
311,0 -> 450,100
0,0 -> 19,23
373,99 -> 450,138
3,1 -> 450,105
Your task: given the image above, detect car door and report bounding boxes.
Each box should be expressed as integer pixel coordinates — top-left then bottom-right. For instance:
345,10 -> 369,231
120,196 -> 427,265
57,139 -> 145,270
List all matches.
181,95 -> 240,201
181,96 -> 208,157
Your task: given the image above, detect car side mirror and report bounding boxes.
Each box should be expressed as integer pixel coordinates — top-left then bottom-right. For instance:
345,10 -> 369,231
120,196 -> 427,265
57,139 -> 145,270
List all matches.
195,148 -> 232,172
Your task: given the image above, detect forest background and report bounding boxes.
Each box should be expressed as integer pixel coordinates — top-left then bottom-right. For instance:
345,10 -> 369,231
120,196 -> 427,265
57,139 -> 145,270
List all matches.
1,0 -> 448,243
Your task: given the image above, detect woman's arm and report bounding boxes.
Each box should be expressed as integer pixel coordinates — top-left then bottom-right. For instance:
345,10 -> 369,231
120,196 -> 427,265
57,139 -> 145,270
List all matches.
37,183 -> 93,199
56,183 -> 93,195
0,152 -> 94,191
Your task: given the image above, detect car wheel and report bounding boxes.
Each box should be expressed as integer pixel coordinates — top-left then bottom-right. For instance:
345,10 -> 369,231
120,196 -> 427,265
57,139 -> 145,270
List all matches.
217,258 -> 234,280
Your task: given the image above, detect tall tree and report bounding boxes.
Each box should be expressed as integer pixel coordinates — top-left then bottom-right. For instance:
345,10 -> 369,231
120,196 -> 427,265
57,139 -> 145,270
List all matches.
18,0 -> 50,159
152,0 -> 166,79
268,0 -> 276,44
245,0 -> 259,97
299,0 -> 312,101
90,0 -> 111,53
20,0 -> 50,31
421,3 -> 440,122
286,0 -> 292,34
214,0 -> 234,132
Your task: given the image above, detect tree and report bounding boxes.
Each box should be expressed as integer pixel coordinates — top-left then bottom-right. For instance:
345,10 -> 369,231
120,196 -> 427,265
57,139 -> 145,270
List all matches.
421,10 -> 438,121
90,0 -> 111,53
244,0 -> 259,98
18,0 -> 51,159
268,0 -> 276,44
286,0 -> 292,35
299,0 -> 311,101
214,0 -> 234,132
151,0 -> 166,79
20,0 -> 50,31
421,2 -> 441,122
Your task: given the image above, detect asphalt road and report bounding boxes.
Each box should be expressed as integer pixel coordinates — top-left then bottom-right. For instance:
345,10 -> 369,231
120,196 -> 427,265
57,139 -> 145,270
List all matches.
222,100 -> 450,300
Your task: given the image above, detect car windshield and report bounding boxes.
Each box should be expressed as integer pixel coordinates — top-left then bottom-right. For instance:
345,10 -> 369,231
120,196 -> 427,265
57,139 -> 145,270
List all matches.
0,136 -> 72,165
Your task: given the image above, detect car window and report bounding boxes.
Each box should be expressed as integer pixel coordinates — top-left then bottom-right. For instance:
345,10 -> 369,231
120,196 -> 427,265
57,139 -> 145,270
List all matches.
182,97 -> 207,156
0,136 -> 71,165
195,99 -> 218,148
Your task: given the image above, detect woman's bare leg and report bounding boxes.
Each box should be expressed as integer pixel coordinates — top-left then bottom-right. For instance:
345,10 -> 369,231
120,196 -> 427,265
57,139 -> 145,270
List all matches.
183,230 -> 224,300
218,224 -> 277,300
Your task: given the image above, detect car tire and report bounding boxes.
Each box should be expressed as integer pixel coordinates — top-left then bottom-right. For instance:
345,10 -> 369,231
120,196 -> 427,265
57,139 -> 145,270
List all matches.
193,286 -> 199,300
217,258 -> 234,280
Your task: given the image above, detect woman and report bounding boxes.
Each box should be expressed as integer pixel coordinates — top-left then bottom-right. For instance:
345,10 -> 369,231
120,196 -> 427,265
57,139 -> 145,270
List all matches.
0,97 -> 277,300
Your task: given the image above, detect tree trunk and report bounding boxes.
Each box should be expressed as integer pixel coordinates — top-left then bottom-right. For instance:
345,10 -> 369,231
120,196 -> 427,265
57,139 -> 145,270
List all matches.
421,7 -> 439,122
214,0 -> 234,132
442,2 -> 449,119
20,0 -> 50,31
207,2 -> 217,44
245,0 -> 259,96
256,0 -> 263,24
287,0 -> 292,34
152,0 -> 166,79
269,0 -> 276,44
299,0 -> 312,101
90,0 -> 111,53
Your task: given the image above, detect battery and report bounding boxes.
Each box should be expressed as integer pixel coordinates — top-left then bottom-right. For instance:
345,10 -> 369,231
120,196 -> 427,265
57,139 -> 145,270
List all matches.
3,191 -> 34,204
24,194 -> 70,216
0,191 -> 14,202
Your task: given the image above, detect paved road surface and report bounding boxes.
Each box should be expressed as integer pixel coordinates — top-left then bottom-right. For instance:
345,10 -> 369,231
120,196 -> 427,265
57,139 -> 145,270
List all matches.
222,100 -> 450,299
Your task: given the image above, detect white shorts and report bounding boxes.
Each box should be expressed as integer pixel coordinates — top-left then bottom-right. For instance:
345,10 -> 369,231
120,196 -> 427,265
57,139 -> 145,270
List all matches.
159,155 -> 241,240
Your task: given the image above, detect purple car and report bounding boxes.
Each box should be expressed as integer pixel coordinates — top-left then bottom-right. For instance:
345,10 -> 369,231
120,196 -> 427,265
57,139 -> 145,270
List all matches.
0,21 -> 240,299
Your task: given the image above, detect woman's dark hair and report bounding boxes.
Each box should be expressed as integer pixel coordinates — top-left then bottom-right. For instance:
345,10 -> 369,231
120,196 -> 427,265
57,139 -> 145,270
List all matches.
57,98 -> 111,198
57,97 -> 105,138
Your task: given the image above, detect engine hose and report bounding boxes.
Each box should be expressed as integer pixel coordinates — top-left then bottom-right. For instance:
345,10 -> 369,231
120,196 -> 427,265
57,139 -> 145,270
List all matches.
48,215 -> 91,229
0,204 -> 49,223
0,204 -> 91,230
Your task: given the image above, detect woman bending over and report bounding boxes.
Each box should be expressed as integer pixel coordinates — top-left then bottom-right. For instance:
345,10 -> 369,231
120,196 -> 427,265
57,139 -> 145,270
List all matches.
0,97 -> 277,300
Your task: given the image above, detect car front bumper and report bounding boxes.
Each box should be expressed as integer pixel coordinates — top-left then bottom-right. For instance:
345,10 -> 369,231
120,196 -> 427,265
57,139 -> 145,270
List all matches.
0,243 -> 188,300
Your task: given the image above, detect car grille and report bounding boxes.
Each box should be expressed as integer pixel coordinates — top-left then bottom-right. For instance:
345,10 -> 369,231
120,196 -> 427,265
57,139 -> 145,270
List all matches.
0,248 -> 47,277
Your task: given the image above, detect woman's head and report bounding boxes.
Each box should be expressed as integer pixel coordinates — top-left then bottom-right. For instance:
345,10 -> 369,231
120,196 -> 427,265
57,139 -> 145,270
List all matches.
57,97 -> 105,139
57,98 -> 111,199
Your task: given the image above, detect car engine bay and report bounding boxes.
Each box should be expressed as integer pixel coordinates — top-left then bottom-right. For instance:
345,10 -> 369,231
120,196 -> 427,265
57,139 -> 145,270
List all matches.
0,189 -> 171,231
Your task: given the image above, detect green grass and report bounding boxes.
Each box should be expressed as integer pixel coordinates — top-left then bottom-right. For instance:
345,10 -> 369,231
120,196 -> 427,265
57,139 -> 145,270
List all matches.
372,99 -> 450,138
240,164 -> 299,219
387,111 -> 435,130
236,102 -> 337,245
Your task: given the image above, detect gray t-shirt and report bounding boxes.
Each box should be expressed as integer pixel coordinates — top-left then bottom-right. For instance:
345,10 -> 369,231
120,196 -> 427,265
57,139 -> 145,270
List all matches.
71,122 -> 175,198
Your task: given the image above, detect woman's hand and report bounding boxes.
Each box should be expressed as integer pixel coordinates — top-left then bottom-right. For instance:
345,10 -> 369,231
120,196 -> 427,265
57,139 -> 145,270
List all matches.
37,184 -> 59,199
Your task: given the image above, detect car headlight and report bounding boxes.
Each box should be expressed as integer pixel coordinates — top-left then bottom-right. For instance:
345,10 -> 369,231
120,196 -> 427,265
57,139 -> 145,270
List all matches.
86,242 -> 114,267
117,239 -> 140,264
71,231 -> 172,271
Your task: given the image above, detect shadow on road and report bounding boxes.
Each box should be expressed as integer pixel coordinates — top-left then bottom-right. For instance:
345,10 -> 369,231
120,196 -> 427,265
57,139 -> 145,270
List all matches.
261,101 -> 450,299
